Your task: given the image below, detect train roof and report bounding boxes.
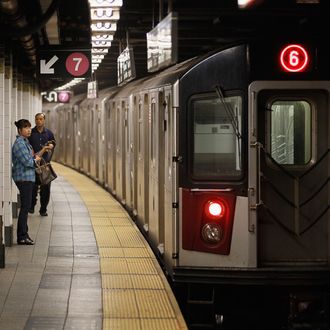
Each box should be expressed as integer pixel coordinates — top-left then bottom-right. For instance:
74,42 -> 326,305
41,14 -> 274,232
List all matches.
99,42 -> 246,98
106,56 -> 200,99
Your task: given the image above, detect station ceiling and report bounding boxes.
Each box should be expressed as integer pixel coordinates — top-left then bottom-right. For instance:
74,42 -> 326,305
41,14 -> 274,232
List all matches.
0,0 -> 329,94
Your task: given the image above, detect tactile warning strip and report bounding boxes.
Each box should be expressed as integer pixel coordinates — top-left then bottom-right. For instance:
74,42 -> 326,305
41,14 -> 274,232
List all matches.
53,163 -> 187,330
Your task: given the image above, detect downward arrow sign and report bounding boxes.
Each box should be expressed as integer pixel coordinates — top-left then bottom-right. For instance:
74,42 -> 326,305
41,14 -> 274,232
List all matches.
40,55 -> 59,74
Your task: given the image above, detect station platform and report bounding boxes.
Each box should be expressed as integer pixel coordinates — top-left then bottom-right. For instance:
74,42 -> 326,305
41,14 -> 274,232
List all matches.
0,163 -> 187,330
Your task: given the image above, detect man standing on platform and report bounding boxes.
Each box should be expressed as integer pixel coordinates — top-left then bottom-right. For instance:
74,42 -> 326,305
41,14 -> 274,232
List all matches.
28,112 -> 56,216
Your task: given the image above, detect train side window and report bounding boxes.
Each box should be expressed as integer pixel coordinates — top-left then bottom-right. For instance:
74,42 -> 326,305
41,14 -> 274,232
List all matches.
138,100 -> 142,154
270,100 -> 311,165
150,101 -> 156,161
190,94 -> 242,180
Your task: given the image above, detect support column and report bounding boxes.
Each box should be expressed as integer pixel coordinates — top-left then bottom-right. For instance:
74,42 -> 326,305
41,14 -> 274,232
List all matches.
4,51 -> 13,246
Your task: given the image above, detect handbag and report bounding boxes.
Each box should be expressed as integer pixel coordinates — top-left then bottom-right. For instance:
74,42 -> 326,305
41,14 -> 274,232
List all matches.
35,158 -> 57,185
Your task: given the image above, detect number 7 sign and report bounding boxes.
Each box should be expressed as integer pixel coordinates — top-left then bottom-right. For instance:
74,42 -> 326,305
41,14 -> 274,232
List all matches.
66,52 -> 90,76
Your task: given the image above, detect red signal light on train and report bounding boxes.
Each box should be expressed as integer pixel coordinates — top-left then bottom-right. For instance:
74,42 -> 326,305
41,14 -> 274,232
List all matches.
280,44 -> 309,72
205,200 -> 225,220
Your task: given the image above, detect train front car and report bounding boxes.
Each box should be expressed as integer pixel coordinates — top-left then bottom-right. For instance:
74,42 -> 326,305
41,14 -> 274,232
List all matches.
174,42 -> 330,328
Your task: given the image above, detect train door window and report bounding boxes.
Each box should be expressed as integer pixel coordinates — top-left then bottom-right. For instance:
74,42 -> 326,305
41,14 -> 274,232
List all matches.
116,105 -> 120,148
125,104 -> 129,151
90,105 -> 94,138
106,102 -> 110,130
150,100 -> 156,162
165,94 -> 171,168
269,100 -> 311,165
138,100 -> 142,154
190,93 -> 242,180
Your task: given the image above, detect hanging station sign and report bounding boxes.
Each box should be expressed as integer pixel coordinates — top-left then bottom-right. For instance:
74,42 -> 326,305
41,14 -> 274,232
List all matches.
147,12 -> 178,73
117,47 -> 136,85
37,47 -> 91,79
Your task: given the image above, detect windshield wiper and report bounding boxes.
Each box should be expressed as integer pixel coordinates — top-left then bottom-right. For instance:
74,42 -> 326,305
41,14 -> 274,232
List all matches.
215,85 -> 242,140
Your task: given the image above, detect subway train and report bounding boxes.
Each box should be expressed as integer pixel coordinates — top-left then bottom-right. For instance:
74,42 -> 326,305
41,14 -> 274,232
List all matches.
47,40 -> 330,328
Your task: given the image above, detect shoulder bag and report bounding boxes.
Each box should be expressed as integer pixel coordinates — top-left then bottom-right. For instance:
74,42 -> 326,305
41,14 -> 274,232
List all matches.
35,158 -> 57,185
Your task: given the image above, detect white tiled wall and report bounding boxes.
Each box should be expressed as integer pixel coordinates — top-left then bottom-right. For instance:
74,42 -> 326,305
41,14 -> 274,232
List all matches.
0,49 -> 5,219
0,47 -> 4,244
11,70 -> 18,203
0,48 -> 42,245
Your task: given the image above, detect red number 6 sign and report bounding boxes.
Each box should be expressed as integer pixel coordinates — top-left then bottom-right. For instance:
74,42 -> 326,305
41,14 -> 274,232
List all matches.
280,44 -> 309,73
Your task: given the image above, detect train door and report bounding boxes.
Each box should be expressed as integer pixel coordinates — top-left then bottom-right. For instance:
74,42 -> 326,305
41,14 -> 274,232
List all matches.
163,87 -> 175,265
90,103 -> 96,178
115,101 -> 125,203
77,105 -> 84,171
94,103 -> 100,180
137,94 -> 149,228
111,101 -> 117,194
249,81 -> 330,268
125,101 -> 132,208
59,107 -> 66,163
73,105 -> 78,168
105,100 -> 115,192
148,91 -> 165,250
81,106 -> 88,173
66,108 -> 73,165
131,95 -> 138,213
99,99 -> 106,185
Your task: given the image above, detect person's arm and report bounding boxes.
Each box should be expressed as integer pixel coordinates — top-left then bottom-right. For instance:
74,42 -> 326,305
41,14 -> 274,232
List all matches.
36,145 -> 52,157
47,130 -> 56,149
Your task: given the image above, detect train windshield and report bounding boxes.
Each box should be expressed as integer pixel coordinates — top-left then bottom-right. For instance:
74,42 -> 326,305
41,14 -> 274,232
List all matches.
191,94 -> 242,180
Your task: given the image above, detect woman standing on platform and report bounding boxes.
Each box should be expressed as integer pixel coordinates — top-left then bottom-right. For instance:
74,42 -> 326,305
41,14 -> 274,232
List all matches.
12,119 -> 50,245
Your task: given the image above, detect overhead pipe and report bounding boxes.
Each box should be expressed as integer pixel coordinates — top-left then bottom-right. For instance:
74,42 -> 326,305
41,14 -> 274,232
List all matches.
0,0 -> 36,64
0,0 -> 62,65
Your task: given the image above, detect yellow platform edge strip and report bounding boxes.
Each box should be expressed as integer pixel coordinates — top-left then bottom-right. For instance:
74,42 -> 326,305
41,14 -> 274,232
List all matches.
53,163 -> 188,330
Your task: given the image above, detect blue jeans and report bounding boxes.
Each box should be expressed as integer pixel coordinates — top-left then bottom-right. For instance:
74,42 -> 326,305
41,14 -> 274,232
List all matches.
15,181 -> 33,241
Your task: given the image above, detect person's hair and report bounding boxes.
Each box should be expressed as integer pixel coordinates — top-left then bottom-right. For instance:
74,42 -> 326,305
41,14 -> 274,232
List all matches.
35,112 -> 46,119
14,119 -> 31,132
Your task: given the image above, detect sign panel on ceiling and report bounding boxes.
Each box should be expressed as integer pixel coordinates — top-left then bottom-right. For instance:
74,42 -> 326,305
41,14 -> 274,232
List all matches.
147,12 -> 178,73
37,47 -> 91,80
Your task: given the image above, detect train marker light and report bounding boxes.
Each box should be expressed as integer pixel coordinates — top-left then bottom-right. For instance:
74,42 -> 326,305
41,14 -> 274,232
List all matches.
280,44 -> 309,72
205,200 -> 225,220
202,223 -> 223,244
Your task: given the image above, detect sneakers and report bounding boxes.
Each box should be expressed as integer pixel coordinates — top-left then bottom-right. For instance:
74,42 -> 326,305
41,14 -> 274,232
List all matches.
39,211 -> 48,216
17,238 -> 34,245
28,207 -> 34,214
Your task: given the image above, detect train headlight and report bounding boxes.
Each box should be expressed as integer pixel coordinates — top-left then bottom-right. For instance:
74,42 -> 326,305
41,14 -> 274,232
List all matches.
201,223 -> 223,244
204,200 -> 225,220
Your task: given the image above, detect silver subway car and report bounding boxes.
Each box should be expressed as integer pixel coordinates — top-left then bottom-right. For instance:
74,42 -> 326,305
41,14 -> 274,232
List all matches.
51,41 -> 330,328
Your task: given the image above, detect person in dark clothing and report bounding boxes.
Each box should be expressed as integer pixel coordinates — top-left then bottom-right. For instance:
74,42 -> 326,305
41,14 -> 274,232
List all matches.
12,119 -> 51,245
28,113 -> 56,216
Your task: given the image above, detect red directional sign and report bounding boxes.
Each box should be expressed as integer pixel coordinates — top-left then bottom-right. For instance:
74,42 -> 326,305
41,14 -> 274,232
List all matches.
37,47 -> 91,79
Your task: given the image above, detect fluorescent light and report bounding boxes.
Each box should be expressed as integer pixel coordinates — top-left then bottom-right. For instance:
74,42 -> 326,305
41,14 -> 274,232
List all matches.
91,22 -> 117,32
89,0 -> 123,7
92,48 -> 109,54
91,40 -> 112,47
